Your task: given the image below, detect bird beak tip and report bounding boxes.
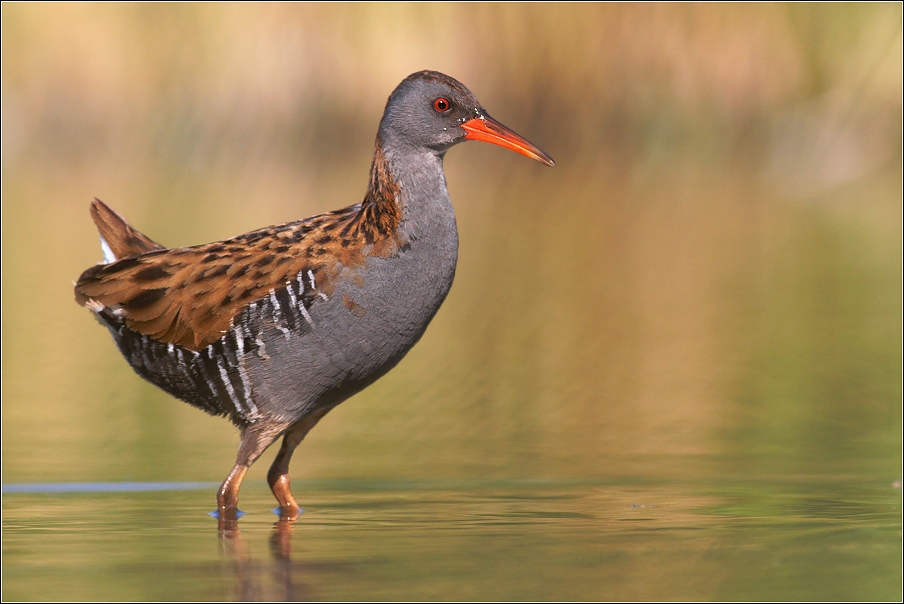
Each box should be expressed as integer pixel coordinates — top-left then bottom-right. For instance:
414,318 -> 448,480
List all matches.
461,115 -> 555,168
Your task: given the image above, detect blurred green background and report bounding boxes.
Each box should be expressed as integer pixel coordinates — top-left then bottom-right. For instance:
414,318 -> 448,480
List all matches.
1,4 -> 901,600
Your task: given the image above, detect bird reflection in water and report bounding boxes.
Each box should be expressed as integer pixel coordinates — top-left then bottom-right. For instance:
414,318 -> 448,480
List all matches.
217,516 -> 315,602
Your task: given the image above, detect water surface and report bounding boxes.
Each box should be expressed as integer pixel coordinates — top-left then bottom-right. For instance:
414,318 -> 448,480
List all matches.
3,477 -> 899,601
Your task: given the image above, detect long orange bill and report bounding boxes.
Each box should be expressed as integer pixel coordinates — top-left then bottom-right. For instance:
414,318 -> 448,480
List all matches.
461,113 -> 555,167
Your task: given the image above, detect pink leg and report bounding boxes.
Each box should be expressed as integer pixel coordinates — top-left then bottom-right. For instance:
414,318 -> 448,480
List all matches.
267,409 -> 330,521
217,422 -> 288,528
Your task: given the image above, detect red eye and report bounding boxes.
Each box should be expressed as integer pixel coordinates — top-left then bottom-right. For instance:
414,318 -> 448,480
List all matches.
433,97 -> 451,112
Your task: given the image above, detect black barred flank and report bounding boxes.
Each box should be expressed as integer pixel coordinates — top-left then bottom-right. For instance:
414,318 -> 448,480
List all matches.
86,231 -> 336,427
116,327 -> 227,418
104,313 -> 255,424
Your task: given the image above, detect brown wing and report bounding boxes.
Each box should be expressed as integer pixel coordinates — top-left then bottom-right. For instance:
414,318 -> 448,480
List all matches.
90,198 -> 164,259
75,141 -> 403,351
75,206 -> 402,351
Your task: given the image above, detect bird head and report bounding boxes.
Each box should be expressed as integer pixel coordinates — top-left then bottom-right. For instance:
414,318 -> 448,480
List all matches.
379,70 -> 555,167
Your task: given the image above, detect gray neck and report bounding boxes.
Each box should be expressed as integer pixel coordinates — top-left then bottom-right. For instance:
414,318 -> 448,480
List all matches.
379,131 -> 458,249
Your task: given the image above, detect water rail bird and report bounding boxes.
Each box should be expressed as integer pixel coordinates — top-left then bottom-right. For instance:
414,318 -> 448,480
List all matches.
74,70 -> 554,522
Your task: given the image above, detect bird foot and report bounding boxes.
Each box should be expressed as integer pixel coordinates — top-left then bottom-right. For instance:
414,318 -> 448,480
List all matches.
272,503 -> 302,522
213,507 -> 245,532
209,507 -> 244,519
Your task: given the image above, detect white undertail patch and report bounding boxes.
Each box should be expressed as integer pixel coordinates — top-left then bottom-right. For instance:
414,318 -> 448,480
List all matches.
99,235 -> 117,264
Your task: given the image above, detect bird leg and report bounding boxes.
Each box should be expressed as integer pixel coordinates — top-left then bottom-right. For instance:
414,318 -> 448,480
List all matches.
218,464 -> 249,521
267,409 -> 330,521
218,422 -> 289,526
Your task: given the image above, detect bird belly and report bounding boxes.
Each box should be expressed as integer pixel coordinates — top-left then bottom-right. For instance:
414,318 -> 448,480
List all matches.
242,242 -> 458,422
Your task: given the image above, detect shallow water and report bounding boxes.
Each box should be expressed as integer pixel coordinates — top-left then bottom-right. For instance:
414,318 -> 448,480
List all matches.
3,477 -> 899,601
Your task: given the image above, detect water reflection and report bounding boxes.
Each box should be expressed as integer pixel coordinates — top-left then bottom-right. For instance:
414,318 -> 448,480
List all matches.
2,482 -> 899,600
218,518 -> 314,602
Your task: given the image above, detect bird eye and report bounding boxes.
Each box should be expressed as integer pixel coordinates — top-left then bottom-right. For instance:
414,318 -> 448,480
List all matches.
433,97 -> 451,112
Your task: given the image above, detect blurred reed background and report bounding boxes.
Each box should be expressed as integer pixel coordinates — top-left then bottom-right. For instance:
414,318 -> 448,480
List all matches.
2,3 -> 901,487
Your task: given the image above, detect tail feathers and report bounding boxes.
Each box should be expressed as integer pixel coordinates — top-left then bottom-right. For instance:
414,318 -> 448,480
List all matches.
90,198 -> 165,261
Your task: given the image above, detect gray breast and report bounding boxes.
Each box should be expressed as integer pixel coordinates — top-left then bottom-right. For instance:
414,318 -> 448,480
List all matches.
242,201 -> 459,422
245,242 -> 455,420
